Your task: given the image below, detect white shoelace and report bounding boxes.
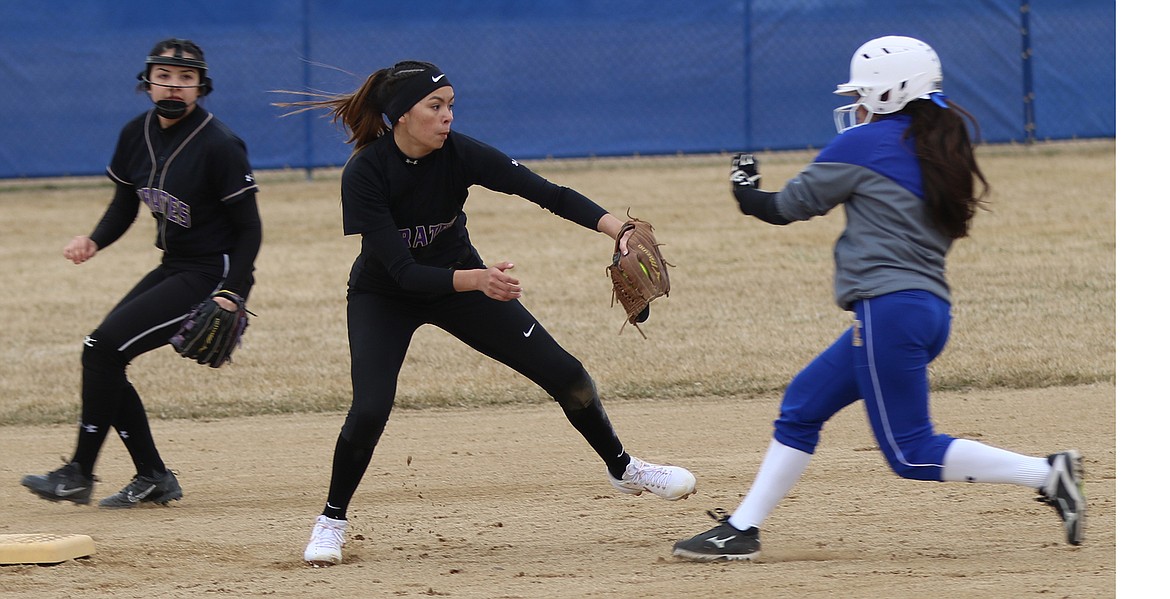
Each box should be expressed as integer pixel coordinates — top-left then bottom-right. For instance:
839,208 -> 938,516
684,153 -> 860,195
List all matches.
309,520 -> 345,553
632,464 -> 674,490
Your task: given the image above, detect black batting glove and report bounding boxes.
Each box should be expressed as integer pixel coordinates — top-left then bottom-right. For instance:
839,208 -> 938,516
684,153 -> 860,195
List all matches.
730,153 -> 761,189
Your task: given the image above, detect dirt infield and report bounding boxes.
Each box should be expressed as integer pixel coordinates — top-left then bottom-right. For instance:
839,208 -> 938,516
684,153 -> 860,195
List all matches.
1,383 -> 1114,598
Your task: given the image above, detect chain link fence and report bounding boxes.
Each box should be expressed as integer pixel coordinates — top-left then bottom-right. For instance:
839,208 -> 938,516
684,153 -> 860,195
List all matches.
0,0 -> 1114,178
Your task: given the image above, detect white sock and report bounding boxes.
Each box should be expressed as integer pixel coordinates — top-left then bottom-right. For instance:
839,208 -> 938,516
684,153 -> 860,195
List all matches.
729,439 -> 812,531
941,438 -> 1049,487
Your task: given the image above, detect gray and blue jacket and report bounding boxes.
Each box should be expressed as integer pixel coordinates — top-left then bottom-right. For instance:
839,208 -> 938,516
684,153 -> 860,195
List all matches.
735,115 -> 952,310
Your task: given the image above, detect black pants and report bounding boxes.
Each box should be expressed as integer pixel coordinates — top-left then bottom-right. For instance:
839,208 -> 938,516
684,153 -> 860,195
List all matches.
323,288 -> 625,519
72,263 -> 222,476
343,289 -> 600,443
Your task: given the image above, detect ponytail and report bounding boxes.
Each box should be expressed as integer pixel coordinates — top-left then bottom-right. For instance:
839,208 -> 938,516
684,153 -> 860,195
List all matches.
272,61 -> 442,154
900,99 -> 990,239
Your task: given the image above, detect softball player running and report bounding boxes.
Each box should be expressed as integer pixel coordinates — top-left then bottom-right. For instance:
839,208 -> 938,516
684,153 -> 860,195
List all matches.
277,61 -> 696,566
20,38 -> 262,509
672,36 -> 1085,561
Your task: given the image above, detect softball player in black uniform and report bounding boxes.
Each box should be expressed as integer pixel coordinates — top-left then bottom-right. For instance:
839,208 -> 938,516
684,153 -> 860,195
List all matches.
21,39 -> 261,508
279,61 -> 696,566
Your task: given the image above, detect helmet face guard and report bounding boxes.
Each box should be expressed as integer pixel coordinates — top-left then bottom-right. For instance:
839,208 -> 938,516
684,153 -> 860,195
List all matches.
832,35 -> 942,133
833,99 -> 870,134
137,54 -> 214,94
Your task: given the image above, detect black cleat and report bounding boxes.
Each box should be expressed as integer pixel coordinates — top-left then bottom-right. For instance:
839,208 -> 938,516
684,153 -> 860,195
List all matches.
1037,450 -> 1086,545
672,508 -> 761,561
21,462 -> 95,505
99,469 -> 183,508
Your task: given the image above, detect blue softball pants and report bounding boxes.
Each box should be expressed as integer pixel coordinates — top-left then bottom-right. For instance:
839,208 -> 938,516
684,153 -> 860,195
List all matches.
773,290 -> 956,481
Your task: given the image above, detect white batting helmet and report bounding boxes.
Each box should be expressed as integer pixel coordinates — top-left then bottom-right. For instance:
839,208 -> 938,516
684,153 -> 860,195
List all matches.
833,35 -> 943,133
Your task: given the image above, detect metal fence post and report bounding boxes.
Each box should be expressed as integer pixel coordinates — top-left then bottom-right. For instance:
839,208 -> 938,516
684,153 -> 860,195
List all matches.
302,0 -> 315,179
1021,0 -> 1036,145
743,0 -> 753,151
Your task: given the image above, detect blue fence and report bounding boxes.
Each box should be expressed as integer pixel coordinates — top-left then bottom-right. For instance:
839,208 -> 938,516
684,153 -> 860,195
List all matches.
0,0 -> 1115,179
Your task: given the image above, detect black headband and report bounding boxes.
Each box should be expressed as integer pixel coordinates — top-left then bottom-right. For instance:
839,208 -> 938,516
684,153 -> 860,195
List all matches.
145,54 -> 208,71
384,66 -> 452,123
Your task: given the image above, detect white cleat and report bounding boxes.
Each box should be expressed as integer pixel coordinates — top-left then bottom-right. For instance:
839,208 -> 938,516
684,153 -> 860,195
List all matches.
608,456 -> 696,500
304,515 -> 347,566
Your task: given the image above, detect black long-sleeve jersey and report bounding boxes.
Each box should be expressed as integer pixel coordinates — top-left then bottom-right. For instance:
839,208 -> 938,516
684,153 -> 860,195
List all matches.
341,130 -> 607,298
95,105 -> 261,296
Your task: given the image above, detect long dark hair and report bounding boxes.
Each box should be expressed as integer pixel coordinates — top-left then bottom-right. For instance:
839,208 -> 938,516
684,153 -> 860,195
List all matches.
896,99 -> 990,239
273,60 -> 438,153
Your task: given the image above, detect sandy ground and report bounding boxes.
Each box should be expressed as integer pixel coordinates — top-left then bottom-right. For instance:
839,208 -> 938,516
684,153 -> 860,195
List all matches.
1,383 -> 1114,598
